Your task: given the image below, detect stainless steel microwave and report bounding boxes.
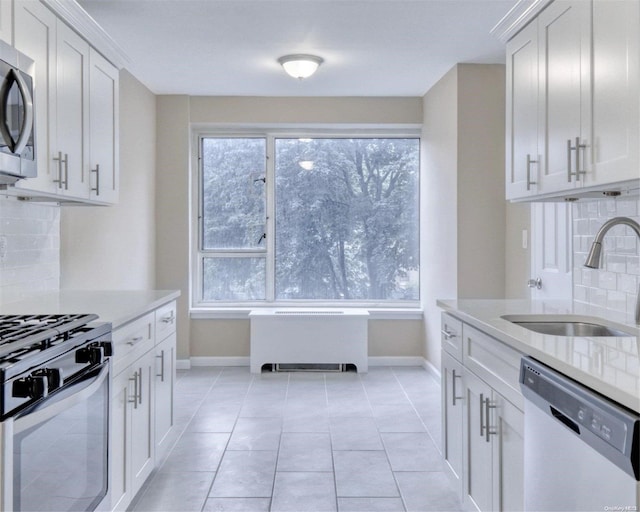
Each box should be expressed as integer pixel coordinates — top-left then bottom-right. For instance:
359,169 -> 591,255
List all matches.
0,39 -> 36,185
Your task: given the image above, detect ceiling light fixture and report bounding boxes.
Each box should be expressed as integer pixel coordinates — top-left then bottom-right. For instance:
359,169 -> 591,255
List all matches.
278,54 -> 324,79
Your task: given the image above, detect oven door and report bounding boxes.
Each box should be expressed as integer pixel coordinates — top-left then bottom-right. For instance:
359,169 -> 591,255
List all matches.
10,362 -> 110,512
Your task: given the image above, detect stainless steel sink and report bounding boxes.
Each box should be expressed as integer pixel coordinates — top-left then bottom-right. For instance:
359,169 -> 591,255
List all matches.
501,315 -> 637,337
512,321 -> 632,337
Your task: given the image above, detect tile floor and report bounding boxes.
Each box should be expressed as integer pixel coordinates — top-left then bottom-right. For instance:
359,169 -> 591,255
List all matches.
130,366 -> 463,512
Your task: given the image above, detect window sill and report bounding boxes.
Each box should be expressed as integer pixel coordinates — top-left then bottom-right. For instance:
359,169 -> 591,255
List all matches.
190,307 -> 424,321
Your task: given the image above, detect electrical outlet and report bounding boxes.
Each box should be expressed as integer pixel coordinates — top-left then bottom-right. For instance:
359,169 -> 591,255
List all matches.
0,235 -> 7,260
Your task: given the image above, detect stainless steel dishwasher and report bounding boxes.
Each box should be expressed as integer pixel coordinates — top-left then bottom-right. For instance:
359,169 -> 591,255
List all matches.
520,357 -> 639,512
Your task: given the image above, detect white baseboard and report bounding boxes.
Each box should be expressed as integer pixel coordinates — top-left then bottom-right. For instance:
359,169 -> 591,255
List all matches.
422,358 -> 441,382
189,356 -> 250,367
182,355 -> 432,371
176,359 -> 191,370
368,356 -> 426,367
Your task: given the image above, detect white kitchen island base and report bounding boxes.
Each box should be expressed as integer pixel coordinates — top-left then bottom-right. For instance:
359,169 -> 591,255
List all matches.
249,309 -> 369,374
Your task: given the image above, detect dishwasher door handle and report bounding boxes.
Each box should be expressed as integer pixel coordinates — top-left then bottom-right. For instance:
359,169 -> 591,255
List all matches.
550,406 -> 580,434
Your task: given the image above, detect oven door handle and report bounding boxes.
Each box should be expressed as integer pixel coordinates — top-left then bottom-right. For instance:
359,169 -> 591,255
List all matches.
13,363 -> 109,435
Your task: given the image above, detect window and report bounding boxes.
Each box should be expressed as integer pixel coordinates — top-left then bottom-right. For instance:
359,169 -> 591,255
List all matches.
194,133 -> 420,307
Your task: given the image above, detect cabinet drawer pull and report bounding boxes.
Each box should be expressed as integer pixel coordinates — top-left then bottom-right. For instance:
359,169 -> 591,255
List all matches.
441,329 -> 456,340
161,311 -> 175,324
126,335 -> 144,346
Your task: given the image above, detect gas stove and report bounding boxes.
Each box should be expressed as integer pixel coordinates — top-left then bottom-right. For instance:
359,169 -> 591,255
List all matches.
0,314 -> 112,419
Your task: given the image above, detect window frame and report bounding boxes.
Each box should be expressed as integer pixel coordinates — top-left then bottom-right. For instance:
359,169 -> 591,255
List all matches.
191,127 -> 422,313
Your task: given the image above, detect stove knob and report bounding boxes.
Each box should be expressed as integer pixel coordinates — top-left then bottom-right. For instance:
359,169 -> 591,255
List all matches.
92,341 -> 113,358
13,375 -> 48,399
33,368 -> 63,391
76,346 -> 104,365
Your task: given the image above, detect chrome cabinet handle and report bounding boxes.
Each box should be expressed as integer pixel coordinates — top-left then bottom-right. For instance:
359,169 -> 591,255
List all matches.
484,396 -> 497,443
161,311 -> 175,324
567,137 -> 587,182
440,329 -> 456,340
526,154 -> 537,191
479,393 -> 485,437
53,152 -> 68,189
156,350 -> 165,382
91,164 -> 100,195
451,369 -> 463,406
128,371 -> 138,409
137,367 -> 143,405
126,335 -> 144,346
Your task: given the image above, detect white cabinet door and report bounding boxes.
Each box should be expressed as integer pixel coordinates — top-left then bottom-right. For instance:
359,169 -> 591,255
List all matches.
506,20 -> 539,199
537,0 -> 591,195
0,1 -> 11,44
88,48 -> 119,203
110,368 -> 133,512
463,369 -> 493,512
55,22 -> 89,199
13,0 -> 59,196
441,351 -> 464,501
155,333 -> 176,461
492,393 -> 524,512
130,351 -> 155,494
587,0 -> 639,186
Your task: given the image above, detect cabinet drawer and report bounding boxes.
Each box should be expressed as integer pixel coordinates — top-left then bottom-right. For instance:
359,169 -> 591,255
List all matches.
462,324 -> 523,410
441,313 -> 463,361
112,312 -> 154,374
155,301 -> 177,342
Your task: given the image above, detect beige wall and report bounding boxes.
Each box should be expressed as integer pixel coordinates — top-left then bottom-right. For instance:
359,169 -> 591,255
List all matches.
156,95 -> 425,361
61,70 -> 157,290
421,64 -> 507,371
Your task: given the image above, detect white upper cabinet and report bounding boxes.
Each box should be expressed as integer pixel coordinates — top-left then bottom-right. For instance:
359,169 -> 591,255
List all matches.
89,48 -> 119,203
504,0 -> 640,201
0,0 -> 12,45
9,0 -> 121,205
13,0 -> 59,196
55,22 -> 90,199
536,0 -> 591,195
506,22 -> 539,199
587,0 -> 639,186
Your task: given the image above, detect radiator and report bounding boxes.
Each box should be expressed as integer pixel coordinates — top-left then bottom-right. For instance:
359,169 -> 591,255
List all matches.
249,309 -> 369,373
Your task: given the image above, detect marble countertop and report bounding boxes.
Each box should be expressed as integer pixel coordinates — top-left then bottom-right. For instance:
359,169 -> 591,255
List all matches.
0,290 -> 181,329
437,299 -> 640,413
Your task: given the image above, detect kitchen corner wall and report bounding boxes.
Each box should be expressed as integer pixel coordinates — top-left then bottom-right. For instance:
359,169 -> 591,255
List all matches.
573,197 -> 640,319
0,198 -> 59,303
61,70 -> 157,290
421,63 -> 507,371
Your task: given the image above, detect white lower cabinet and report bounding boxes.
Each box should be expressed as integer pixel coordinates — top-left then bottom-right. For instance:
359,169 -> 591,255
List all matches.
110,301 -> 177,511
441,313 -> 524,512
154,332 -> 176,461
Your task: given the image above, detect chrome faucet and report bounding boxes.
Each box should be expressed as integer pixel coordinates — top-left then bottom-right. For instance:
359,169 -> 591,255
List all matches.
584,216 -> 640,324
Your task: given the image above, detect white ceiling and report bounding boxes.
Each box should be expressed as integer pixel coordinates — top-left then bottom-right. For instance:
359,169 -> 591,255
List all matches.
78,0 -> 517,97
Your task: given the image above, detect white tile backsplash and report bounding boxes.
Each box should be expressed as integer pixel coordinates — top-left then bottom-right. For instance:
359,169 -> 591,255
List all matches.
573,197 -> 640,317
0,196 -> 60,304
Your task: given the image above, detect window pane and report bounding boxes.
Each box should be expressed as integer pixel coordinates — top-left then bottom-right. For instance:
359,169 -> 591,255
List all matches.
201,138 -> 266,249
203,257 -> 266,301
275,138 -> 419,301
